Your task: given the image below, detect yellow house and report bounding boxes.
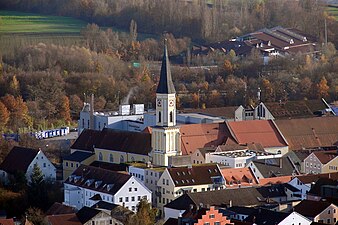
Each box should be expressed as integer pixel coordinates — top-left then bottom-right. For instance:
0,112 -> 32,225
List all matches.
156,164 -> 225,215
63,151 -> 95,180
323,156 -> 338,173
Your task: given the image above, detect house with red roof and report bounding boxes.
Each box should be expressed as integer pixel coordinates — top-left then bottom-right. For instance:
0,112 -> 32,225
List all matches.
225,120 -> 289,155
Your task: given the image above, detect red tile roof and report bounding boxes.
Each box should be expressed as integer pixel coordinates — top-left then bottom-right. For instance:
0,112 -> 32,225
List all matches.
313,150 -> 338,164
180,123 -> 235,155
226,120 -> 288,148
0,218 -> 15,225
258,176 -> 293,186
221,168 -> 258,187
275,117 -> 338,150
46,214 -> 81,225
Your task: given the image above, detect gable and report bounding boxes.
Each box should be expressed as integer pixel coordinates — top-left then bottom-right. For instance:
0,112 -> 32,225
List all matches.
0,146 -> 39,174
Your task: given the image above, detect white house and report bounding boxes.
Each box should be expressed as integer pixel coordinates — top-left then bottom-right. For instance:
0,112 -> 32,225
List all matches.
64,165 -> 151,212
128,163 -> 165,207
0,146 -> 56,184
278,212 -> 311,225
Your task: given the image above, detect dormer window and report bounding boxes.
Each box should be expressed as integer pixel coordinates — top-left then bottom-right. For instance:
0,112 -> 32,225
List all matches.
107,184 -> 114,192
85,179 -> 94,186
95,181 -> 102,188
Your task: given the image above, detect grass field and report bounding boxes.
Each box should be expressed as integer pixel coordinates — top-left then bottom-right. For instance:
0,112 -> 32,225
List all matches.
0,10 -> 88,57
326,6 -> 338,21
0,10 -> 87,33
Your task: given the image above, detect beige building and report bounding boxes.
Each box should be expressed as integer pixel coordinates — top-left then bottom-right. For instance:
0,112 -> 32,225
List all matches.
304,150 -> 338,174
295,200 -> 338,224
63,152 -> 95,180
156,164 -> 225,215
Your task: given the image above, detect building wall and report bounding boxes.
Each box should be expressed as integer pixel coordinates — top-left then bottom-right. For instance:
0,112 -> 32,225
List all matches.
288,178 -> 311,200
164,208 -> 185,221
114,176 -> 152,212
278,212 -> 311,225
247,162 -> 264,181
191,150 -> 206,164
151,127 -> 181,166
264,146 -> 289,155
95,148 -> 149,164
83,211 -> 114,225
314,204 -> 338,225
205,153 -> 254,168
63,155 -> 95,181
144,168 -> 164,207
194,206 -> 233,225
304,154 -> 322,174
64,183 -> 83,209
323,157 -> 338,173
27,151 -> 56,182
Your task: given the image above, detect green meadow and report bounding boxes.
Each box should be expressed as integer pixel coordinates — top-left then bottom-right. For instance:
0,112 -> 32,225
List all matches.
0,10 -> 87,57
326,6 -> 338,21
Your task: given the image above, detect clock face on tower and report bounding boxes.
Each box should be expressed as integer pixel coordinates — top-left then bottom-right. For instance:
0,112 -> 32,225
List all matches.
157,99 -> 162,107
169,99 -> 175,107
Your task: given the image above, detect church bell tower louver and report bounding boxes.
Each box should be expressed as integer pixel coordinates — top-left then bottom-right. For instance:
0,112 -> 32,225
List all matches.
151,39 -> 181,166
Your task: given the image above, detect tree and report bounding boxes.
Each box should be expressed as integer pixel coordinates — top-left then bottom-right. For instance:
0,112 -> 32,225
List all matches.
9,75 -> 20,97
25,207 -> 48,225
28,164 -> 48,209
316,76 -> 329,99
59,95 -> 71,122
0,102 -> 9,132
128,199 -> 157,225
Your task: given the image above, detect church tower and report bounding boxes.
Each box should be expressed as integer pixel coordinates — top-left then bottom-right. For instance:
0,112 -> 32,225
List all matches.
151,40 -> 181,166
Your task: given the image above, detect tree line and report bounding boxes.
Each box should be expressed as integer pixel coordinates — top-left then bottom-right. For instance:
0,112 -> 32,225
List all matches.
1,0 -> 338,45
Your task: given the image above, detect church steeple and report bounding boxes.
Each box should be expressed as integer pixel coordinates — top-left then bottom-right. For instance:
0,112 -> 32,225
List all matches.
151,39 -> 181,167
156,39 -> 175,94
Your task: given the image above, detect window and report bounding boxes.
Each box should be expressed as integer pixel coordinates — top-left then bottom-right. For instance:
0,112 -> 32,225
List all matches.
209,214 -> 215,218
327,219 -> 331,224
214,222 -> 220,225
166,179 -> 169,185
134,188 -> 137,191
129,187 -> 132,192
158,111 -> 161,123
163,179 -> 165,185
110,154 -> 114,163
43,163 -> 46,168
125,197 -> 129,202
120,155 -> 124,163
204,223 -> 210,225
138,196 -> 141,201
119,197 -> 122,202
132,196 -> 135,201
328,210 -> 331,214
132,206 -> 136,211
65,162 -> 68,167
170,111 -> 173,123
71,163 -> 74,167
99,152 -> 103,161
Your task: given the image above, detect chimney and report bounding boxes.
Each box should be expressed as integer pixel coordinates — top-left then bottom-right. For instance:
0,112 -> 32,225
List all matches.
229,200 -> 232,208
279,158 -> 283,168
90,94 -> 94,130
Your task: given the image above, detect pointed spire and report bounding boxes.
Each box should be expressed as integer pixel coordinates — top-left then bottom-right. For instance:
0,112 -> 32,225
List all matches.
156,39 -> 175,94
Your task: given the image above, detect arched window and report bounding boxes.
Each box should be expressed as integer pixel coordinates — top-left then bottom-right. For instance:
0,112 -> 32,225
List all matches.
99,152 -> 103,161
120,155 -> 124,163
158,111 -> 161,123
109,154 -> 114,163
170,111 -> 173,123
131,156 -> 135,162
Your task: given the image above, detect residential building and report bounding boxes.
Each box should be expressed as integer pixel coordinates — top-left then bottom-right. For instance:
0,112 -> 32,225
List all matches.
76,207 -> 113,225
91,201 -> 134,225
220,168 -> 258,188
46,202 -> 77,215
0,146 -> 56,184
46,214 -> 81,225
225,120 -> 289,155
206,149 -> 280,168
304,150 -> 338,174
278,212 -> 312,225
307,176 -> 338,201
64,165 -> 151,212
247,157 -> 299,180
178,206 -> 234,225
294,200 -> 338,224
163,187 -> 266,221
191,147 -> 216,165
157,164 -> 225,215
63,151 -> 95,180
128,163 -> 165,207
286,150 -> 312,173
